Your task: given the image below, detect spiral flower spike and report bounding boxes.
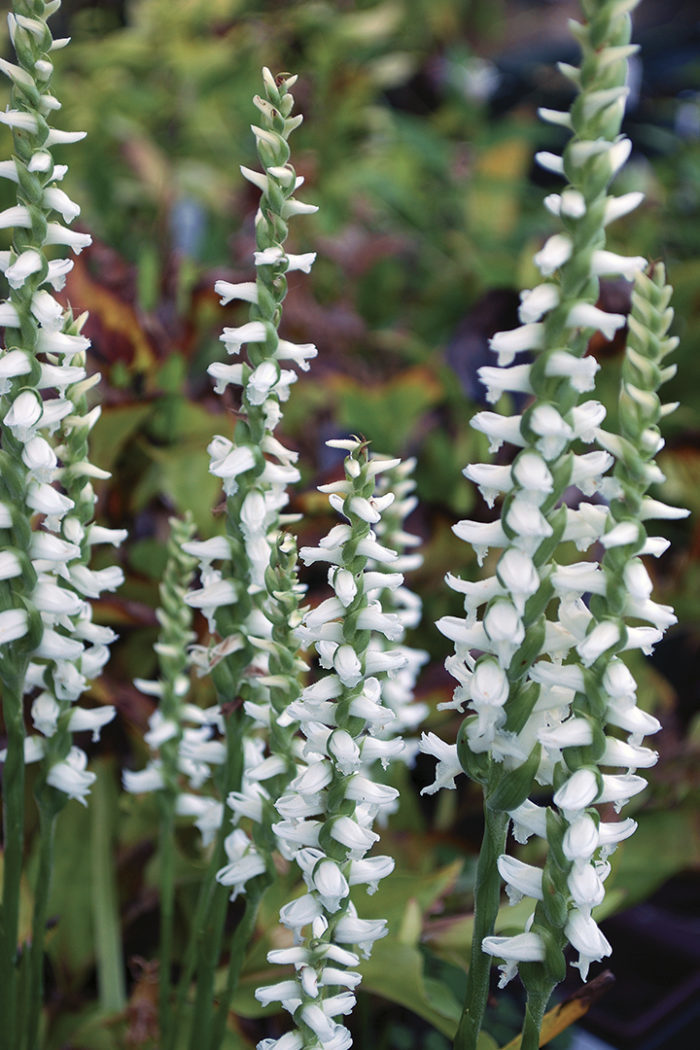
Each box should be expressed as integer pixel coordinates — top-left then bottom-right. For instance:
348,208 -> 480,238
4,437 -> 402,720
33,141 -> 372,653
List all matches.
148,70 -> 317,1050
182,65 -> 317,747
252,439 -> 411,1050
417,3 -> 686,1048
0,3 -> 123,1044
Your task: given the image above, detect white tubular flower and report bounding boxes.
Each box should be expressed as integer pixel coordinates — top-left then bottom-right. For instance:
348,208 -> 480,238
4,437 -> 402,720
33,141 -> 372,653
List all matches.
123,763 -> 165,794
489,323 -> 544,366
217,829 -> 268,901
519,284 -> 560,324
497,855 -> 544,904
0,608 -> 29,645
481,932 -> 546,988
419,733 -> 461,794
45,746 -> 96,806
533,234 -> 573,276
564,911 -> 612,980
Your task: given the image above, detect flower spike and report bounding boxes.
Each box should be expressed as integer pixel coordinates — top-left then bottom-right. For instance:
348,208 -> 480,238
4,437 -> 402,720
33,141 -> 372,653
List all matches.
425,4 -> 683,1049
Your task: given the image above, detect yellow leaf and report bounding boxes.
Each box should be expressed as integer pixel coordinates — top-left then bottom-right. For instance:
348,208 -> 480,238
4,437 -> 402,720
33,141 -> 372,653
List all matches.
499,970 -> 615,1049
466,134 -> 532,239
397,897 -> 423,946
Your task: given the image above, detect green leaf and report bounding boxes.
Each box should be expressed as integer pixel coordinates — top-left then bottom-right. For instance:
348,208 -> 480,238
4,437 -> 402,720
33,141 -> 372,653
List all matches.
333,366 -> 443,455
45,1006 -> 126,1050
360,938 -> 462,1038
353,859 -> 463,930
477,1032 -> 500,1050
90,403 -> 153,474
603,806 -> 700,908
46,798 -> 95,987
91,759 -> 126,1013
133,445 -> 221,533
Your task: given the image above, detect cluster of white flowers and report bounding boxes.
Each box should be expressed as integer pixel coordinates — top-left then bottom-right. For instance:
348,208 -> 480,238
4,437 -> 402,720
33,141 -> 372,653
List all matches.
252,438 -> 414,1050
490,258 -> 685,982
122,514 -> 231,842
422,0 -> 685,1014
182,68 -> 316,685
122,71 -> 317,853
0,3 -> 123,805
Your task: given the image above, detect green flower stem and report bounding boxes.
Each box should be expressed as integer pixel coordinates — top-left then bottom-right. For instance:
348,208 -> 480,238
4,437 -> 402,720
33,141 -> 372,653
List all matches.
454,807 -> 509,1050
520,982 -> 555,1050
205,535 -> 301,1049
158,798 -> 177,1045
169,837 -> 226,1050
0,34 -> 50,981
23,799 -> 56,1050
90,764 -> 125,1015
188,874 -> 231,1050
0,677 -> 26,1050
181,710 -> 246,1050
154,515 -> 197,1045
16,945 -> 31,1050
209,879 -> 269,1050
178,70 -> 311,1047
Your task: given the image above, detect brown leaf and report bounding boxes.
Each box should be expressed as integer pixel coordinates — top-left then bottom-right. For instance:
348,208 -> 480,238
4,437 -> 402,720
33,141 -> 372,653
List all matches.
65,251 -> 159,376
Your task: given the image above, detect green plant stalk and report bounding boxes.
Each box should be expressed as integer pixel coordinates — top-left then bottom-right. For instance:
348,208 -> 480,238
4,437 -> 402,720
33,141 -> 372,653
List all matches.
178,70 -> 308,1049
23,800 -> 56,1050
176,547 -> 255,1050
169,830 -> 227,1050
209,879 -> 269,1050
520,983 -> 555,1050
151,515 -> 196,1045
16,940 -> 31,1050
446,3 -> 646,1045
454,806 -> 509,1050
1,5 -> 102,1046
158,795 -> 177,1047
205,536 -> 298,1048
168,710 -> 244,1050
188,875 -> 231,1050
91,763 -> 125,1014
187,710 -> 247,1050
0,674 -> 27,1050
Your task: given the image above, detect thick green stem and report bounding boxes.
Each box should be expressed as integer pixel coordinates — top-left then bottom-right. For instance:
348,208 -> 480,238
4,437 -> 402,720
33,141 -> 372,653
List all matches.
91,765 -> 125,1015
520,983 -> 555,1050
168,829 -> 227,1050
168,712 -> 244,1050
187,874 -> 231,1050
454,806 -> 509,1050
186,711 -> 247,1050
0,676 -> 27,1050
209,882 -> 267,1050
23,803 -> 56,1050
159,798 -> 177,1046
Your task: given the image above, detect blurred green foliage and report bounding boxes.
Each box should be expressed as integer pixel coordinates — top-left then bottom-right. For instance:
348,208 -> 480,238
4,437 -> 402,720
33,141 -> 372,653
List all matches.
2,0 -> 700,1046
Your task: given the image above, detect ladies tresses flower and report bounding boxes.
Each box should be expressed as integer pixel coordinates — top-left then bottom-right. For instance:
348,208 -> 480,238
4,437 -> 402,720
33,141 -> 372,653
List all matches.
139,70 -> 319,1050
182,65 -> 317,697
0,4 -> 122,1046
121,515 -> 202,1038
254,439 -> 414,1050
424,4 -> 686,1049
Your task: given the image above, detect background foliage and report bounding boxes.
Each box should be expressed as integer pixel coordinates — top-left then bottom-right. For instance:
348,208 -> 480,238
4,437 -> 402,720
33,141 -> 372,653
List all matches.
1,1 -> 699,1047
